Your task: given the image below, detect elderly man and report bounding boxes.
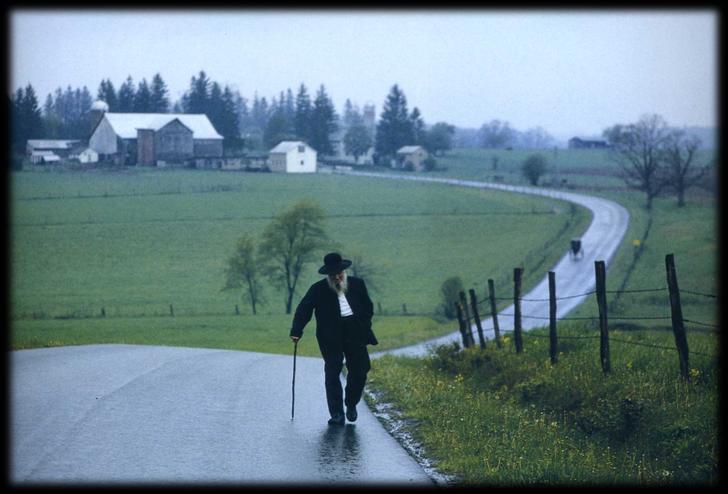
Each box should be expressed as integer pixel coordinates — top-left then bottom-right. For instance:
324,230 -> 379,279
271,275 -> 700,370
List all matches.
290,252 -> 378,425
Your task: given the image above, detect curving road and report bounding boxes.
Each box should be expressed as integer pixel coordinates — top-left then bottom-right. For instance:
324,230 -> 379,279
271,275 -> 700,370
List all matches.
10,172 -> 629,485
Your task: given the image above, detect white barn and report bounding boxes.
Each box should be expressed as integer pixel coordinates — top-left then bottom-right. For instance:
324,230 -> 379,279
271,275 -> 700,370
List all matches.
268,141 -> 317,173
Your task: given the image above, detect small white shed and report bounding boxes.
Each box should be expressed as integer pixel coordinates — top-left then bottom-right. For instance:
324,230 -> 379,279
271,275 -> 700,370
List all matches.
78,148 -> 99,163
268,141 -> 317,173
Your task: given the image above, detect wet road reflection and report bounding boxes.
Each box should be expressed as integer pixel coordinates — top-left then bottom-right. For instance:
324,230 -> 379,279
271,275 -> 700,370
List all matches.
317,425 -> 363,480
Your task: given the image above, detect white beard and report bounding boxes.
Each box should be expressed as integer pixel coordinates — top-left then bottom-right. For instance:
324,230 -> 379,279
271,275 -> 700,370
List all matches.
327,272 -> 348,294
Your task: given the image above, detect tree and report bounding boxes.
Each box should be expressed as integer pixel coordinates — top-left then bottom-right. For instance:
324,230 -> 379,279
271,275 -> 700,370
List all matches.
603,114 -> 671,210
424,122 -> 455,156
375,84 -> 414,160
310,84 -> 338,156
223,234 -> 264,315
150,73 -> 170,112
11,84 -> 44,165
343,124 -> 373,163
259,199 -> 329,314
97,79 -> 118,110
264,108 -> 295,149
663,130 -> 709,207
185,70 -> 210,114
440,276 -> 464,320
133,78 -> 152,113
347,252 -> 384,294
409,107 -> 426,145
479,119 -> 515,149
117,76 -> 136,112
521,154 -> 548,186
294,83 -> 312,142
518,126 -> 555,149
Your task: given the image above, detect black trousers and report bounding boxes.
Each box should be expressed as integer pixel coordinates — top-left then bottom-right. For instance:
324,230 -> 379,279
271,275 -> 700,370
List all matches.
318,317 -> 371,417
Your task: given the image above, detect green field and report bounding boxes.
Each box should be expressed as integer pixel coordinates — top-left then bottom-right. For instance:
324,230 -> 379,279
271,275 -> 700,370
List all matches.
10,166 -> 590,354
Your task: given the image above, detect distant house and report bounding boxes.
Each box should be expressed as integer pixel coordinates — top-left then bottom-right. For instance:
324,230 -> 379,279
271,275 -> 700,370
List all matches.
396,145 -> 429,171
568,137 -> 609,149
88,112 -> 223,166
26,139 -> 83,160
268,141 -> 317,173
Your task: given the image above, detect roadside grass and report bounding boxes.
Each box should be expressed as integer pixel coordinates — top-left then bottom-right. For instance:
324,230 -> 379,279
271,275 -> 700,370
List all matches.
366,324 -> 718,485
11,167 -> 589,351
10,314 -> 447,357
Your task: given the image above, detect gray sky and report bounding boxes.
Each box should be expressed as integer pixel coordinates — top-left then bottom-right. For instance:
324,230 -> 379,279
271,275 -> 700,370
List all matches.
10,9 -> 718,140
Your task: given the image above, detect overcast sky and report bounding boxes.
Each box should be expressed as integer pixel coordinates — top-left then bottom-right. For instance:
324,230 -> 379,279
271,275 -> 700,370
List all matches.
9,8 -> 718,140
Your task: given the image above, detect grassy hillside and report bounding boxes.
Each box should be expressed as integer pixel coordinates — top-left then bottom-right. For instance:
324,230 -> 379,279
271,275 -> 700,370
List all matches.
10,167 -> 589,354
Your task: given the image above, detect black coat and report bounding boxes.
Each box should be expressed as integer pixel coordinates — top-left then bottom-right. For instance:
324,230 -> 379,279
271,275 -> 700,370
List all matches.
290,276 -> 378,346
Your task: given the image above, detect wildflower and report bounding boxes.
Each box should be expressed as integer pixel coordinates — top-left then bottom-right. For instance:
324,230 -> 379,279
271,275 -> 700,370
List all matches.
689,368 -> 700,379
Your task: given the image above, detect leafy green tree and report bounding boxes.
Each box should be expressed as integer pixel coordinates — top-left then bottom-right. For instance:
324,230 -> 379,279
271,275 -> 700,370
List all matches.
343,124 -> 373,163
521,154 -> 548,186
117,76 -> 136,112
223,234 -> 264,315
424,122 -> 456,156
440,276 -> 464,320
310,84 -> 338,156
375,84 -> 414,160
259,199 -> 329,314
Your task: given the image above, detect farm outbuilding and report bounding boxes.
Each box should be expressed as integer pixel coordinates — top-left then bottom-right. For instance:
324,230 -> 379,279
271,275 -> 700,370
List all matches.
268,141 -> 317,173
26,139 -> 83,160
568,137 -> 609,149
88,112 -> 223,166
396,145 -> 429,171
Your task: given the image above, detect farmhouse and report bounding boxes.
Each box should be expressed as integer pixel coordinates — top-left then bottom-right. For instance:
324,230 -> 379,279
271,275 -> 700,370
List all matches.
89,112 -> 223,166
396,145 -> 429,171
268,141 -> 317,173
568,137 -> 609,149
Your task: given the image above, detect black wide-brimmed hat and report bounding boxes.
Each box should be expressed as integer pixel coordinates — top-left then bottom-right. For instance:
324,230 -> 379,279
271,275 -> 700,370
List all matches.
318,252 -> 352,275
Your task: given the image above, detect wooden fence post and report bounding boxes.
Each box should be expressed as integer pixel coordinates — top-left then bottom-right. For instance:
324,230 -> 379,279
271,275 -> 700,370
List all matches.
488,279 -> 503,348
378,302 -> 382,315
455,302 -> 471,348
594,260 -> 610,373
469,289 -> 486,349
402,303 -> 407,315
235,304 -> 240,315
169,304 -> 175,317
513,267 -> 524,353
548,271 -> 558,364
459,291 -> 475,347
665,254 -> 690,380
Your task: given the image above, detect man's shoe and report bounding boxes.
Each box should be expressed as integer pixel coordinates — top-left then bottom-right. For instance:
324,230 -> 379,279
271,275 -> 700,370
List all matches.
327,413 -> 345,425
346,405 -> 358,422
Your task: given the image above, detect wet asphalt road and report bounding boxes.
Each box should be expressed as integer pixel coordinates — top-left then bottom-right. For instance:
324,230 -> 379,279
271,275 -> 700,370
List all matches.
10,173 -> 629,485
10,344 -> 433,486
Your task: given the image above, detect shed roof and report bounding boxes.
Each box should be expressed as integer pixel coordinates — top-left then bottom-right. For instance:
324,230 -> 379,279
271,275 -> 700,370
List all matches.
269,141 -> 315,153
27,139 -> 81,150
397,145 -> 424,154
103,113 -> 223,140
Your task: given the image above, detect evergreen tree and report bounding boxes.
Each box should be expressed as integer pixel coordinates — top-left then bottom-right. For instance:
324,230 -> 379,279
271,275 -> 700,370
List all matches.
375,84 -> 414,159
134,78 -> 152,112
284,88 -> 296,133
220,85 -> 242,147
294,83 -> 312,142
43,93 -> 61,138
208,81 -> 224,129
251,93 -> 269,130
117,76 -> 136,112
310,84 -> 338,156
150,73 -> 170,112
97,79 -> 117,110
11,84 -> 44,163
185,70 -> 210,114
264,108 -> 293,149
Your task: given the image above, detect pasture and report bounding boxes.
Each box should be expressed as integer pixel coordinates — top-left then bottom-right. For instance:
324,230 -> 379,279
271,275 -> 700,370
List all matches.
10,166 -> 590,354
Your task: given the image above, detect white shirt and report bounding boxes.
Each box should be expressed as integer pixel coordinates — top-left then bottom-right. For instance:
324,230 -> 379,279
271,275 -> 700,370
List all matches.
338,292 -> 353,317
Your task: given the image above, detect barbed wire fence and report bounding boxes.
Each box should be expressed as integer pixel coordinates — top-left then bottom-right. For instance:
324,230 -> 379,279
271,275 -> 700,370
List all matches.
452,253 -> 717,380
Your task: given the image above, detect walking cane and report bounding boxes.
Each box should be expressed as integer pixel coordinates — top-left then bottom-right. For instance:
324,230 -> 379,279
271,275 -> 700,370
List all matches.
291,339 -> 298,421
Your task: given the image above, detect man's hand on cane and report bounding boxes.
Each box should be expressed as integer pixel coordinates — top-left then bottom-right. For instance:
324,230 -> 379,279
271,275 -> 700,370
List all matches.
291,336 -> 300,343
